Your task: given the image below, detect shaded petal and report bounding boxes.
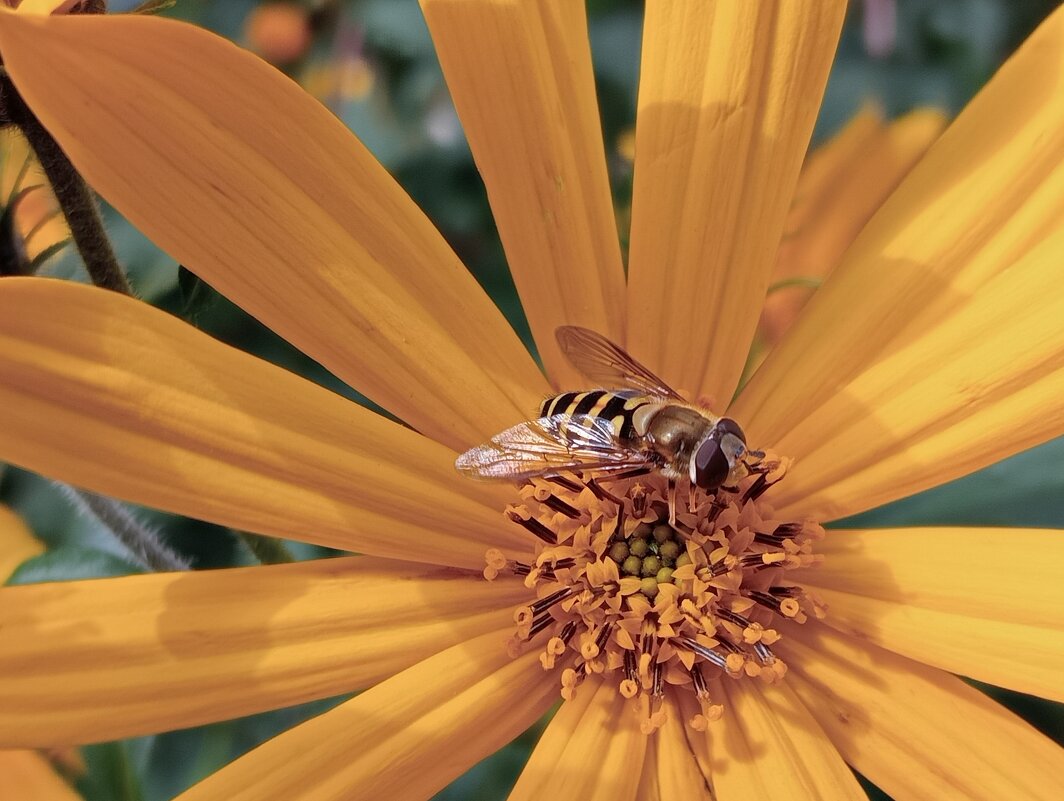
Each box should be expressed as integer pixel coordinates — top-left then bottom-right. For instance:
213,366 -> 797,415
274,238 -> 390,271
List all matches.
0,279 -> 528,567
759,106 -> 945,347
509,676 -> 647,801
421,0 -> 625,387
635,696 -> 712,801
736,8 -> 1064,446
781,622 -> 1064,801
706,681 -> 866,801
0,750 -> 80,801
0,556 -> 526,746
0,10 -> 547,450
765,230 -> 1064,521
176,629 -> 557,801
0,504 -> 42,582
627,1 -> 846,405
799,527 -> 1064,701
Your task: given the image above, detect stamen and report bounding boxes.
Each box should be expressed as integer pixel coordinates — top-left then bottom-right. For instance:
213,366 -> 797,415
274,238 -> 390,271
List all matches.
506,508 -> 558,544
537,492 -> 582,519
547,474 -> 584,493
530,586 -> 574,615
489,450 -> 821,733
584,477 -> 621,504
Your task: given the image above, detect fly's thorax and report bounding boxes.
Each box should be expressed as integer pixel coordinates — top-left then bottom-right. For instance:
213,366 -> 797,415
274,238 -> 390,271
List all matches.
641,404 -> 715,465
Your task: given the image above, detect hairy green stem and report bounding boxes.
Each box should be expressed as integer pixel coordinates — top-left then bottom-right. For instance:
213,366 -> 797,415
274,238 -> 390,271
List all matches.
240,531 -> 297,565
5,83 -> 132,294
58,484 -> 190,573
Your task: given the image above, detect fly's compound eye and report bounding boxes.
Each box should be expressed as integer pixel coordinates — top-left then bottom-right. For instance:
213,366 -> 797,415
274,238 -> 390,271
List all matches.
716,417 -> 746,444
693,438 -> 731,490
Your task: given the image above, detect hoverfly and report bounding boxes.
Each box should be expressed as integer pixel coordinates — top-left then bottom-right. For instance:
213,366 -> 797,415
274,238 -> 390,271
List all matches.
456,326 -> 762,522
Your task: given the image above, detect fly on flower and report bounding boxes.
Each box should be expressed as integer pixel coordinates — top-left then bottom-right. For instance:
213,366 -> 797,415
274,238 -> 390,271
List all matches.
456,325 -> 767,522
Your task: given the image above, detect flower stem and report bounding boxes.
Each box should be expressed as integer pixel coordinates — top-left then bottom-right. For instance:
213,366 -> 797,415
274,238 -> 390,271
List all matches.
58,484 -> 190,573
5,83 -> 133,294
240,531 -> 297,565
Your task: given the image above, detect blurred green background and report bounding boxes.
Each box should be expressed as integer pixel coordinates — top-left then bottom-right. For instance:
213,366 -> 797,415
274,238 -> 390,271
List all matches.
2,1 -> 1061,800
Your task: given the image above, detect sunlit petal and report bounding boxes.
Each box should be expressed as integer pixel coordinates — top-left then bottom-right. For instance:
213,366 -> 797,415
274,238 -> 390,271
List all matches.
176,630 -> 557,801
707,681 -> 866,801
736,7 -> 1064,446
0,279 -> 528,567
634,696 -> 711,801
760,106 -> 945,346
0,557 -> 526,746
422,0 -> 625,387
509,676 -> 647,801
799,527 -> 1064,701
766,230 -> 1064,521
0,9 -> 547,450
781,623 -> 1064,801
0,750 -> 80,801
628,1 -> 845,405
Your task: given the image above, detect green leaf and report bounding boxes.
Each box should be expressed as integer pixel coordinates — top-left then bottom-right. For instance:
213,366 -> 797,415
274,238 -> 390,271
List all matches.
7,546 -> 143,585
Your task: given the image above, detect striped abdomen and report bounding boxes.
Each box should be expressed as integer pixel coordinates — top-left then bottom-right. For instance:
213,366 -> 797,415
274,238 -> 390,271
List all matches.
540,389 -> 651,445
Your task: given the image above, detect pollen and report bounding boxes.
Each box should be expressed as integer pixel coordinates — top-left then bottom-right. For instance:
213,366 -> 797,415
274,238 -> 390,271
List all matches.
485,453 -> 827,734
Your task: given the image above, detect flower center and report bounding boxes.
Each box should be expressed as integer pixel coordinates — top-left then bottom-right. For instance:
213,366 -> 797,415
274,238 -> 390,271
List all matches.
483,454 -> 826,734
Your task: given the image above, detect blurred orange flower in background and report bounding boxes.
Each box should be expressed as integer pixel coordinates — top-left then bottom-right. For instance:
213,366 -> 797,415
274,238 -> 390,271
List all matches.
0,2 -> 1062,800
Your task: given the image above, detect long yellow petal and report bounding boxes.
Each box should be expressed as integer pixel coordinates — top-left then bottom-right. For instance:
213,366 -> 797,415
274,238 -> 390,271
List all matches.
0,279 -> 528,568
176,629 -> 557,801
509,676 -> 647,801
0,751 -> 81,801
627,1 -> 846,406
635,696 -> 711,801
421,0 -> 625,387
0,504 -> 42,582
800,527 -> 1064,701
0,10 -> 547,450
735,7 -> 1064,445
0,557 -> 525,746
760,106 -> 945,347
707,681 -> 866,801
781,623 -> 1064,801
767,230 -> 1064,521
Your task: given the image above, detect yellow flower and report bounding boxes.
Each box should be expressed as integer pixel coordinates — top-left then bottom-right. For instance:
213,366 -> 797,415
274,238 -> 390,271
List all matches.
0,3 -> 1062,800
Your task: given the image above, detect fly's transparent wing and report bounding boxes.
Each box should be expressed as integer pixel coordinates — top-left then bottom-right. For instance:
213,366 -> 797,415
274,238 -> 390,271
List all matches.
455,413 -> 653,481
556,325 -> 684,401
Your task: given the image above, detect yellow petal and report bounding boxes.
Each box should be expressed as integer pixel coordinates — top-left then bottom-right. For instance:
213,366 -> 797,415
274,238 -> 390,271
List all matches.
760,106 -> 946,347
0,750 -> 80,801
708,681 -> 866,801
509,676 -> 647,801
781,622 -> 1064,801
0,279 -> 528,568
0,10 -> 547,450
627,1 -> 846,406
767,229 -> 1064,521
635,696 -> 711,801
0,128 -> 68,263
0,505 -> 43,582
735,7 -> 1064,445
0,557 -> 525,745
176,629 -> 557,801
421,0 -> 625,387
800,527 -> 1064,701
14,0 -> 74,14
